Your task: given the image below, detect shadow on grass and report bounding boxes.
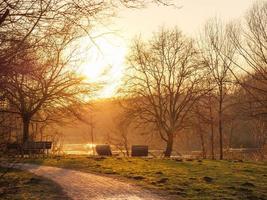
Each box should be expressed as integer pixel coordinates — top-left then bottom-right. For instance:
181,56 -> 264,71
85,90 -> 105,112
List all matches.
4,155 -> 267,200
0,166 -> 70,200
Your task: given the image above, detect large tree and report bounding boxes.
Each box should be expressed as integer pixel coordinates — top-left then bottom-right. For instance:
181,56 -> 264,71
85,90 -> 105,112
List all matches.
1,33 -> 94,143
121,28 -> 205,157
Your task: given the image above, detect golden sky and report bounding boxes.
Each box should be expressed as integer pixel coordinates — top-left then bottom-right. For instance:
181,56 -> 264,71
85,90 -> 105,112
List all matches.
114,0 -> 254,39
79,0 -> 256,98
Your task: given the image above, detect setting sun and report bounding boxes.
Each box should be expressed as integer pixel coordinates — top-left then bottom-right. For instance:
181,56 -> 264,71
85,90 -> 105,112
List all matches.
76,35 -> 127,98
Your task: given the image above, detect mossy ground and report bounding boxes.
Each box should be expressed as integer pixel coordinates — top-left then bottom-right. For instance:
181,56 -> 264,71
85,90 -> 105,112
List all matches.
0,166 -> 70,200
19,156 -> 267,200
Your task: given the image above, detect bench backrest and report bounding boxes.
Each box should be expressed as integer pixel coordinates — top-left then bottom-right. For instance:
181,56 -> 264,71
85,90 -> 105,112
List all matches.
6,143 -> 20,150
131,145 -> 148,157
23,141 -> 52,149
95,145 -> 112,156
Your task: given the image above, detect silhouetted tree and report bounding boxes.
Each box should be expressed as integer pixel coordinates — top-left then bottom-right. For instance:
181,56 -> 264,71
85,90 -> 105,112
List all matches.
121,28 -> 206,157
1,36 -> 94,143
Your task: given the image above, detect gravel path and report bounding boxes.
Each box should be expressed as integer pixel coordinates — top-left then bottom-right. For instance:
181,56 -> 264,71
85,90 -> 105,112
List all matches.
8,163 -> 168,200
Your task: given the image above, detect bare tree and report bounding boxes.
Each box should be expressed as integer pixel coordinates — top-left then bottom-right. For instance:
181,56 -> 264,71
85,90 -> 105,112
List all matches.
223,2 -> 267,160
229,1 -> 267,118
121,28 -> 206,157
198,19 -> 237,159
1,32 -> 95,143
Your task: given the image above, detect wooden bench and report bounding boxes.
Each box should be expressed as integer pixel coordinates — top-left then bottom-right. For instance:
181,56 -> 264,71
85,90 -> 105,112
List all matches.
95,145 -> 112,156
6,143 -> 21,155
131,145 -> 148,157
22,141 -> 52,155
6,141 -> 52,156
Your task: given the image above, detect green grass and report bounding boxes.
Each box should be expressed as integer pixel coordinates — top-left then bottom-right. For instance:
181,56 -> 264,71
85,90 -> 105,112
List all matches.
0,166 -> 70,200
16,156 -> 267,200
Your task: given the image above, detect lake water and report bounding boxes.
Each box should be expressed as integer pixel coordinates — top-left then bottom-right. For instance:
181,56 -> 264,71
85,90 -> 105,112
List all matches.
63,143 -> 96,155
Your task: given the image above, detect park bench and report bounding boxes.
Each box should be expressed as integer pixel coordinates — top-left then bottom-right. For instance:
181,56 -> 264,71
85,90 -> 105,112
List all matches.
131,145 -> 148,157
6,143 -> 21,155
95,144 -> 112,156
22,141 -> 52,156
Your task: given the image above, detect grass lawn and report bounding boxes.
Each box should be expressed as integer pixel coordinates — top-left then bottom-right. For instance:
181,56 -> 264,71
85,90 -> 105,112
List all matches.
17,156 -> 267,200
0,166 -> 70,200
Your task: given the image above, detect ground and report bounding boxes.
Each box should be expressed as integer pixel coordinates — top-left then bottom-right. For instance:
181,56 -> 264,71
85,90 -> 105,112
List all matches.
17,156 -> 267,200
0,166 -> 69,200
9,163 -> 168,200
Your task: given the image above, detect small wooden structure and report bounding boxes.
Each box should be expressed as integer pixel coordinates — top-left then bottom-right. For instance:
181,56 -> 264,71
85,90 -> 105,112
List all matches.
95,145 -> 112,156
131,145 -> 148,157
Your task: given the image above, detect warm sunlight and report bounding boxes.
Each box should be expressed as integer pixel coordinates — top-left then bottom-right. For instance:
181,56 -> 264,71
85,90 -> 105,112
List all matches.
1,1 -> 266,199
76,35 -> 127,98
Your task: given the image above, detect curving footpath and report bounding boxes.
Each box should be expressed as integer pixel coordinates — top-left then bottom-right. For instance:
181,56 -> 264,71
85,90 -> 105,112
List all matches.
6,163 -> 170,200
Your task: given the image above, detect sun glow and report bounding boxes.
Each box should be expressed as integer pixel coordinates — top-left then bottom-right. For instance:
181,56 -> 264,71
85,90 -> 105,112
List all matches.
75,35 -> 127,98
84,143 -> 97,155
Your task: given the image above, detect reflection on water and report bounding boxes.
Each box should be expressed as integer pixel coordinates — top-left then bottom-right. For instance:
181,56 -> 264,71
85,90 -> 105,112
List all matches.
63,143 -> 183,157
63,143 -> 96,155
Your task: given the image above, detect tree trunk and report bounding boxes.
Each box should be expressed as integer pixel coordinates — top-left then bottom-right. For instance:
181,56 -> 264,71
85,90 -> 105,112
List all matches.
164,134 -> 174,157
200,132 -> 206,159
218,86 -> 223,160
22,116 -> 30,143
209,109 -> 215,159
125,143 -> 129,157
124,137 -> 129,157
210,122 -> 215,159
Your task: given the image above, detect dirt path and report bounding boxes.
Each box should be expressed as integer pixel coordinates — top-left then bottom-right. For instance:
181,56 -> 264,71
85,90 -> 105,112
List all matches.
8,163 -> 169,200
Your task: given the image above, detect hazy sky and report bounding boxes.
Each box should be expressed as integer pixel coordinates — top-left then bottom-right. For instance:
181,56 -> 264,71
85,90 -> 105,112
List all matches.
112,0 -> 255,40
81,0 -> 258,97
